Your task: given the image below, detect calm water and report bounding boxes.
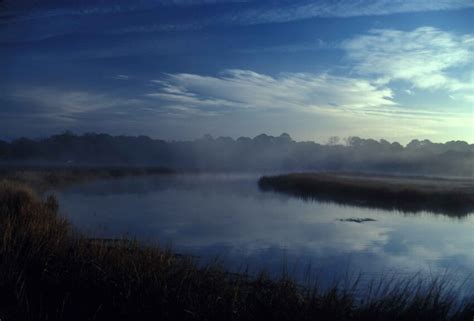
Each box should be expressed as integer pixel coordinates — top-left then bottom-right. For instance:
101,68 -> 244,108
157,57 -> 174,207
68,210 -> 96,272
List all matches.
55,174 -> 474,293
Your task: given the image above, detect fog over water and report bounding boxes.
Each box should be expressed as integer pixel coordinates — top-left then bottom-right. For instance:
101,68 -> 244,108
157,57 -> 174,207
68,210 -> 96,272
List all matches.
55,174 -> 474,295
2,132 -> 473,177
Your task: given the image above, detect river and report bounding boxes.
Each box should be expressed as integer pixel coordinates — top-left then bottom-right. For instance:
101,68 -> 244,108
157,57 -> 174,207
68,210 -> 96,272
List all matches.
55,173 -> 474,294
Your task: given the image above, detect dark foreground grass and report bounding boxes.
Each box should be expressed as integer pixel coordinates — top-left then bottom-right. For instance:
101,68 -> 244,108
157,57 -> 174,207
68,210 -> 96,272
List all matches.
0,181 -> 473,320
258,173 -> 474,216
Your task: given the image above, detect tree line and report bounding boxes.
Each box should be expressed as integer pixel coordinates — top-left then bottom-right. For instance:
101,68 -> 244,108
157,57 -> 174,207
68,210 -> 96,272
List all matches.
1,132 -> 472,176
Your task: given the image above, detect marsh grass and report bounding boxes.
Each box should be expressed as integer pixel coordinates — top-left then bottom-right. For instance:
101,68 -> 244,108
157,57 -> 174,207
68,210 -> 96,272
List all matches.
0,166 -> 175,191
0,180 -> 473,320
258,173 -> 474,216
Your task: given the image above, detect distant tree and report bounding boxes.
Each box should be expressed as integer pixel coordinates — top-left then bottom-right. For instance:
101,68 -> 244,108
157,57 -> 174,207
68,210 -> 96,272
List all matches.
277,133 -> 293,144
346,136 -> 363,147
216,137 -> 234,144
406,139 -> 421,150
1,132 -> 472,176
202,134 -> 214,141
236,136 -> 252,144
445,140 -> 469,152
327,136 -> 340,146
253,134 -> 272,144
390,142 -> 403,152
379,139 -> 391,147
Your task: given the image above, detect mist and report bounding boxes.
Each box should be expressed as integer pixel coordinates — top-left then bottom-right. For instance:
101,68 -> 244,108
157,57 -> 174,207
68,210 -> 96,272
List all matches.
2,132 -> 473,177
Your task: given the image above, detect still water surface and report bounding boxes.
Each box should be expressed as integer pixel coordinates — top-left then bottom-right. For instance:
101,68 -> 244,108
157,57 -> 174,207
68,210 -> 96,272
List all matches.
56,174 -> 474,292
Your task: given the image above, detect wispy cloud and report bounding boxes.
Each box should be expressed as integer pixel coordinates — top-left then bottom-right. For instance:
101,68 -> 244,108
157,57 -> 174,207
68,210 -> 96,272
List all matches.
237,39 -> 334,54
148,69 -> 395,114
0,0 -> 248,24
107,23 -> 203,35
2,0 -> 473,27
145,66 -> 473,141
223,0 -> 474,25
113,74 -> 131,80
5,87 -> 143,122
73,1 -> 474,38
342,27 -> 474,96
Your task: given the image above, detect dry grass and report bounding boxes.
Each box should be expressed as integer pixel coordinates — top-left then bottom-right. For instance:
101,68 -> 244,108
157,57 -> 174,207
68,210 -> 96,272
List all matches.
0,179 -> 472,320
259,172 -> 474,216
0,166 -> 175,191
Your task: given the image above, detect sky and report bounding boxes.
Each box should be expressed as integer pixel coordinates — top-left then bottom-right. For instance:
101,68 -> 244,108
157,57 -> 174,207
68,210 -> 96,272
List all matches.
0,0 -> 473,144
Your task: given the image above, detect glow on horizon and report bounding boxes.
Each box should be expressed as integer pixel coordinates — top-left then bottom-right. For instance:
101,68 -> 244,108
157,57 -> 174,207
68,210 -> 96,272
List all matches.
0,1 -> 472,143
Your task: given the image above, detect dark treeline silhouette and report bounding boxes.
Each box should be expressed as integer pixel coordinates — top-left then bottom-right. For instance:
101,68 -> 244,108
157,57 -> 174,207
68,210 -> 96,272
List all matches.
1,132 -> 473,176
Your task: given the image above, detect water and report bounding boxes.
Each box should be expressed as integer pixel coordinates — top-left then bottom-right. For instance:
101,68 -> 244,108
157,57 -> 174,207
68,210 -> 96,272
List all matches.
55,174 -> 474,293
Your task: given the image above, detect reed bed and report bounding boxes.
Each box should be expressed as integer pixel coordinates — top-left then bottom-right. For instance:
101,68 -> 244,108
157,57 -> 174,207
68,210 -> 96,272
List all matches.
258,173 -> 474,216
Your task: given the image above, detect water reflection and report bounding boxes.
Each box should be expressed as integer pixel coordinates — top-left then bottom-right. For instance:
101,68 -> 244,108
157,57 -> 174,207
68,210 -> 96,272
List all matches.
55,174 -> 474,291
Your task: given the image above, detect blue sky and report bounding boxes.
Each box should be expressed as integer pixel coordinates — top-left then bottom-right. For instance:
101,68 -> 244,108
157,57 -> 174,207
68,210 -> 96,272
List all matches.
0,0 -> 473,143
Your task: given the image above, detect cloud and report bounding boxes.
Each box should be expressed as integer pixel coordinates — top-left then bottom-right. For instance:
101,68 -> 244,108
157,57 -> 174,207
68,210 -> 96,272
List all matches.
0,0 -> 248,23
2,0 -> 473,28
145,68 -> 473,142
223,0 -> 474,25
450,93 -> 474,103
102,1 -> 474,36
237,39 -> 334,54
5,87 -> 144,122
148,69 -> 395,114
113,74 -> 130,80
342,27 -> 474,94
107,23 -> 203,35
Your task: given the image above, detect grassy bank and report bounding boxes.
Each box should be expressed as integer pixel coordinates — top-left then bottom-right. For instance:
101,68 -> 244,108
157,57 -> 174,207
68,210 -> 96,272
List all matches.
0,180 -> 473,320
258,173 -> 474,216
0,166 -> 175,191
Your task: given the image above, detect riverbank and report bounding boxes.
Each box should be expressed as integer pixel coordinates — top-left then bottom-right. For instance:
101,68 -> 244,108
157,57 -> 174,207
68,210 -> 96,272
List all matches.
0,172 -> 473,320
0,166 -> 175,191
258,172 -> 474,216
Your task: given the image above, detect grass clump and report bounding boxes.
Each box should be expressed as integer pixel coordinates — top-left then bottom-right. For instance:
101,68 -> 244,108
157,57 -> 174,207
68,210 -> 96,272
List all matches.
0,180 -> 472,320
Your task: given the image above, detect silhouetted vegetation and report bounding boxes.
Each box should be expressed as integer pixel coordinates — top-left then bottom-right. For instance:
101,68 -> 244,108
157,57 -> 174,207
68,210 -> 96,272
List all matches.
0,166 -> 175,191
259,173 -> 474,216
337,218 -> 377,223
1,132 -> 473,176
0,181 -> 473,321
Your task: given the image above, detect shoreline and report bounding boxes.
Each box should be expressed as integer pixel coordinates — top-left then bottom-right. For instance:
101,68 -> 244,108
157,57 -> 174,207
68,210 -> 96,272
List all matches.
258,172 -> 474,216
0,169 -> 473,320
0,166 -> 176,191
